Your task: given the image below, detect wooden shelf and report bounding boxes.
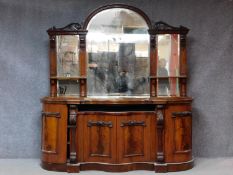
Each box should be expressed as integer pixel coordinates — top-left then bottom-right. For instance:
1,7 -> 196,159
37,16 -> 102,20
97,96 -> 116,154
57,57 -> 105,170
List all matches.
149,75 -> 187,78
50,76 -> 86,80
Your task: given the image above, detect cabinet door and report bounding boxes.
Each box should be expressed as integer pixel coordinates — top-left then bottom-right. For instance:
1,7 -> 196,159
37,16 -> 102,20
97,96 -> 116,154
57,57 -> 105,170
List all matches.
41,104 -> 67,163
117,112 -> 155,163
82,113 -> 117,163
165,105 -> 192,163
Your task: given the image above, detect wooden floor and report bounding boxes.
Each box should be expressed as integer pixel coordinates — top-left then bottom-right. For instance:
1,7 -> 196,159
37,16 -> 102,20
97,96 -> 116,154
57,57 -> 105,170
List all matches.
0,158 -> 232,175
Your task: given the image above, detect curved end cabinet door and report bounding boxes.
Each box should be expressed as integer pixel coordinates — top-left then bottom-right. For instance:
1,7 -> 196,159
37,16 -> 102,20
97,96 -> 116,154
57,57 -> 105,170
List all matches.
41,104 -> 68,164
165,104 -> 192,163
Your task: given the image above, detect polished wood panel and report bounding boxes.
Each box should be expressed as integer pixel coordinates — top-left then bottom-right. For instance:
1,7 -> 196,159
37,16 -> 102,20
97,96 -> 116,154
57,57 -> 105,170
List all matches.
41,104 -> 68,164
117,112 -> 155,163
173,116 -> 192,153
41,112 -> 59,154
164,104 -> 192,163
80,162 -> 154,172
81,113 -> 117,163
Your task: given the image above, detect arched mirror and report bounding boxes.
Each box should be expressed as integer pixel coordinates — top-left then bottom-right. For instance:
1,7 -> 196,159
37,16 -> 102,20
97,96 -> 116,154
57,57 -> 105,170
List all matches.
86,8 -> 150,97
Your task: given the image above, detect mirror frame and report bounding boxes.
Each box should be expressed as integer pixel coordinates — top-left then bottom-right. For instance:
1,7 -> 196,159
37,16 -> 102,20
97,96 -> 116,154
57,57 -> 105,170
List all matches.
47,3 -> 189,98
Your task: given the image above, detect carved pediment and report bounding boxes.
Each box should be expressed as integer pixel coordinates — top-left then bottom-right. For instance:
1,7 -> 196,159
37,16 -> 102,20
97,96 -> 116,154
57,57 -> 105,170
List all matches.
151,21 -> 189,34
47,23 -> 82,32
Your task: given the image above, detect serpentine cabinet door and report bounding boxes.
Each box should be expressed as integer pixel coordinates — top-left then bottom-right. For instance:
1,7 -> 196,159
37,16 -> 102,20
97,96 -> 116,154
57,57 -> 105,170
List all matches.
78,112 -> 156,163
80,112 -> 117,163
117,112 -> 156,163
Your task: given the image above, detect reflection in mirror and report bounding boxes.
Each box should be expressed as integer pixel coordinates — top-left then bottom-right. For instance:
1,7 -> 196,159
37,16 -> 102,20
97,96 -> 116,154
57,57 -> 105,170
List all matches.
157,34 -> 180,96
86,8 -> 150,97
57,80 -> 80,96
157,34 -> 180,77
56,35 -> 79,77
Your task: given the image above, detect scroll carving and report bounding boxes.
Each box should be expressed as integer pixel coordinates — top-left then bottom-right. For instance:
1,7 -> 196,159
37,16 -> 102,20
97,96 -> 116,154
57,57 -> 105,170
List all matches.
150,21 -> 189,34
156,105 -> 165,163
48,23 -> 82,32
68,105 -> 77,164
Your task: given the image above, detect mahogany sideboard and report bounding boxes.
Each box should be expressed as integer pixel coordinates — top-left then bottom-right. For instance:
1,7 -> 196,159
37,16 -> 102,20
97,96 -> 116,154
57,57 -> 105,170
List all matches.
41,4 -> 193,173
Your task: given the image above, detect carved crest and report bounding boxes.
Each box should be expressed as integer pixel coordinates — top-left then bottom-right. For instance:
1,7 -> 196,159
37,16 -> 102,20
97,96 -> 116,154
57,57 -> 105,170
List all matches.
47,23 -> 83,32
153,21 -> 178,30
150,21 -> 189,34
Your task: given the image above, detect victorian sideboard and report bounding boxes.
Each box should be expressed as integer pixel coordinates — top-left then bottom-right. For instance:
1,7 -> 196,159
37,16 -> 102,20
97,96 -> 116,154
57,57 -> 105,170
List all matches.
41,4 -> 193,173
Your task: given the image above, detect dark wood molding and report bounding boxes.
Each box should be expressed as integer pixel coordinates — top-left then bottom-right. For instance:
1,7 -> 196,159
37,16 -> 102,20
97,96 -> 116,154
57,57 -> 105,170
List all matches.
80,162 -> 154,172
83,3 -> 152,29
47,23 -> 87,35
48,23 -> 82,31
41,160 -> 194,173
154,159 -> 194,172
41,96 -> 193,104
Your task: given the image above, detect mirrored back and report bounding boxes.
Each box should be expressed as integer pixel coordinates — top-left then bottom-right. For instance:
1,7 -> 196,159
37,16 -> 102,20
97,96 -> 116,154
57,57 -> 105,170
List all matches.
86,8 -> 150,97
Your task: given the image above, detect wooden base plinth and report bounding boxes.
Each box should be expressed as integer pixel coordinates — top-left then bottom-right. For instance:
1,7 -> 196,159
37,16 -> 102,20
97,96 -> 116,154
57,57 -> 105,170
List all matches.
41,160 -> 194,173
154,159 -> 194,173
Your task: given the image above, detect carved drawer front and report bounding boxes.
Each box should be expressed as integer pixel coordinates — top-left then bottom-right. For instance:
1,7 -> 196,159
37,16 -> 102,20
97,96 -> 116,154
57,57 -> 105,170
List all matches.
117,112 -> 154,163
82,113 -> 117,163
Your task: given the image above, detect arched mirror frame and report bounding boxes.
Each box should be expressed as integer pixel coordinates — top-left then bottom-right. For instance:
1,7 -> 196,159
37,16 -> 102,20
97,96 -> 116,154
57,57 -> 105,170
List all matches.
47,3 -> 189,99
84,4 -> 152,98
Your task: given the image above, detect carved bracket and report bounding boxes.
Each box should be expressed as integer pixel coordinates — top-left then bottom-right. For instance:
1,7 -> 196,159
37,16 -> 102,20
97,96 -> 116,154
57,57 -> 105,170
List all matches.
156,106 -> 165,163
69,105 -> 77,125
79,35 -> 86,49
120,121 -> 146,127
68,105 -> 78,164
87,121 -> 113,128
157,110 -> 164,126
150,35 -> 156,49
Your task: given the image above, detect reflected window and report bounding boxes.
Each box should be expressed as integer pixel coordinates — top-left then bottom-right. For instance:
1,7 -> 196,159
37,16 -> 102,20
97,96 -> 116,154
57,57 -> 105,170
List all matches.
86,8 -> 150,97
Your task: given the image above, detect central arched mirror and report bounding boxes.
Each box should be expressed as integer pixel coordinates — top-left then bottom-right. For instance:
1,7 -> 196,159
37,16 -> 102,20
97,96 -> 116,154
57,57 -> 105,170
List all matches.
86,8 -> 150,97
